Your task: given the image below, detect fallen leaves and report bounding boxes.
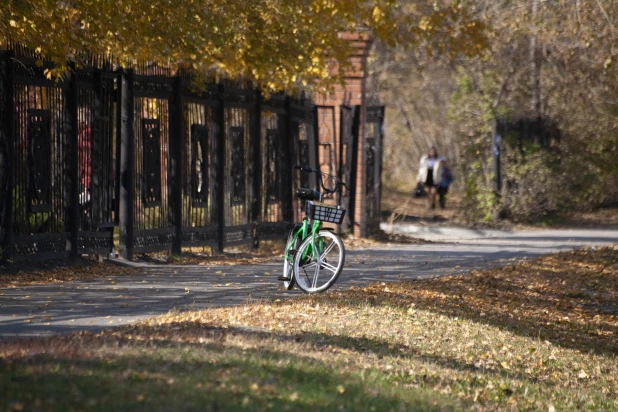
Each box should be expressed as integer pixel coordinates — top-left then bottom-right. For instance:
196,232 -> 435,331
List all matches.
0,258 -> 135,288
137,250 -> 280,266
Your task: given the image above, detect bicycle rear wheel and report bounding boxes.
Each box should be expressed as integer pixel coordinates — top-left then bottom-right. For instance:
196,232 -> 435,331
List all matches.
293,230 -> 345,293
282,229 -> 299,290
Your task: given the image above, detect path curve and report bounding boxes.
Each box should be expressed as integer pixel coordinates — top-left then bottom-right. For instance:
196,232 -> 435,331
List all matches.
1,228 -> 616,337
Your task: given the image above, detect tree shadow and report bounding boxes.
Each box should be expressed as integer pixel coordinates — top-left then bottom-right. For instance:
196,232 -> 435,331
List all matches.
0,328 -> 462,412
339,251 -> 618,356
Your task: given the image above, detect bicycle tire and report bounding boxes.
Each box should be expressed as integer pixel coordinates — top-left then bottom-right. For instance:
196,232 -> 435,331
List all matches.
293,229 -> 345,294
282,229 -> 299,290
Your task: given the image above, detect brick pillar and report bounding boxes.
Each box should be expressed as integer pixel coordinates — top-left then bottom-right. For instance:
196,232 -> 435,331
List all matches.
315,33 -> 373,238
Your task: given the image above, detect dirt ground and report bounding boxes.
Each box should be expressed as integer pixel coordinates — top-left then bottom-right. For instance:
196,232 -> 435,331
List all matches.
381,186 -> 466,225
381,186 -> 618,229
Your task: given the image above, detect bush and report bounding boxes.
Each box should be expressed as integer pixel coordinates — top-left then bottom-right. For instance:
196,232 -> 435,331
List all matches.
460,160 -> 498,222
500,147 -> 568,221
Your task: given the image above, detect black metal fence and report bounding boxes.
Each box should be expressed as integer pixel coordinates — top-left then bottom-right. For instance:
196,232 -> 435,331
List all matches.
0,49 -> 385,262
0,50 -> 324,261
495,117 -> 561,153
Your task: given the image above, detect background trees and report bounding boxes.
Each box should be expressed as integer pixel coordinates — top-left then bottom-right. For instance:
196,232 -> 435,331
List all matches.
375,0 -> 618,221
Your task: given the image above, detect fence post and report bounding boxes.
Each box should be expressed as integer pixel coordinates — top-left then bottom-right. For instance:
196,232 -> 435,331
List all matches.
281,96 -> 294,223
375,106 -> 385,232
119,69 -> 135,260
169,77 -> 183,255
215,84 -> 226,253
312,104 -> 320,168
250,89 -> 262,241
348,105 -> 361,233
1,51 -> 14,262
65,66 -> 80,257
308,104 -> 318,190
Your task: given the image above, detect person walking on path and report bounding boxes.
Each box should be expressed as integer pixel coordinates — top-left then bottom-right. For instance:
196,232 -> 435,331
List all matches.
437,159 -> 453,209
417,147 -> 443,209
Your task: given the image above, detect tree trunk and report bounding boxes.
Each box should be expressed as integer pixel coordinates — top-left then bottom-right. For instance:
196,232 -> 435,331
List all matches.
530,0 -> 542,135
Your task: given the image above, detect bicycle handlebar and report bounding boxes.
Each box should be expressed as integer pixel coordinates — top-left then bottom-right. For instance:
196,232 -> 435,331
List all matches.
294,165 -> 318,173
295,164 -> 346,194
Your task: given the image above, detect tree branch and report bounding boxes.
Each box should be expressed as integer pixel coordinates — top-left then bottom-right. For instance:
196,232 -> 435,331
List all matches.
595,0 -> 616,35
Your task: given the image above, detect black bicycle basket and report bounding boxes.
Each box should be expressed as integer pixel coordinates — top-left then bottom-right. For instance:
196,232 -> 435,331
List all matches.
306,201 -> 346,224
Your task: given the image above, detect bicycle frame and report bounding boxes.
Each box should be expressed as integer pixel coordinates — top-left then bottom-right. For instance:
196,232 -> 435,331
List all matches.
284,218 -> 324,263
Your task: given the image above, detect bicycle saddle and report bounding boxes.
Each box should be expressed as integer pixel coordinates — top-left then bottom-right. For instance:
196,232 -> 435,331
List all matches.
296,188 -> 320,200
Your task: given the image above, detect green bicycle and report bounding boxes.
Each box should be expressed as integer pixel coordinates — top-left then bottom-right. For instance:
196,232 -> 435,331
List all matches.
278,165 -> 347,294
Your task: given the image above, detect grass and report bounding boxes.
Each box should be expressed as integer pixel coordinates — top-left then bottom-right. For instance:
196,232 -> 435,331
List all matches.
0,330 -> 457,411
1,246 -> 618,411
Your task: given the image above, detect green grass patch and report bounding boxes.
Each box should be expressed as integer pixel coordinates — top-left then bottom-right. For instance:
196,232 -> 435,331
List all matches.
1,332 -> 459,411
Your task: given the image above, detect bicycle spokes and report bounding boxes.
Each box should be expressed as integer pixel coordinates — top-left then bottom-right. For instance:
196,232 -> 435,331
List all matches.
293,230 -> 345,294
319,241 -> 336,260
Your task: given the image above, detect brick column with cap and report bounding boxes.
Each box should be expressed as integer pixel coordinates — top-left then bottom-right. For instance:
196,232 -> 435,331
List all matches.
315,33 -> 373,238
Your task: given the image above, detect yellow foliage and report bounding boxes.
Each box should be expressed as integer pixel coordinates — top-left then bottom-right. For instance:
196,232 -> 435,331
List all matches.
0,0 -> 488,92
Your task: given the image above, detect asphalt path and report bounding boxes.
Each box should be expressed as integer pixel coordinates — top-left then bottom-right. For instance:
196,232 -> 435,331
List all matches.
1,228 -> 616,337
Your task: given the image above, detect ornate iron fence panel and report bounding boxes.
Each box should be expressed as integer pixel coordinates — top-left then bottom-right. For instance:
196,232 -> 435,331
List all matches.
316,106 -> 337,181
8,55 -> 69,260
180,83 -> 220,249
290,101 -> 318,221
256,95 -> 291,240
132,75 -> 175,253
222,88 -> 256,247
365,106 -> 384,232
76,71 -> 117,255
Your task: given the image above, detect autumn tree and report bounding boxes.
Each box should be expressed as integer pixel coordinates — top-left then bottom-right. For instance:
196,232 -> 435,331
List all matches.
0,0 -> 488,92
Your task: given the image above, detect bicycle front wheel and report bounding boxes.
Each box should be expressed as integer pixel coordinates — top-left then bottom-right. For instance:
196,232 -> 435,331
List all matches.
293,230 -> 345,294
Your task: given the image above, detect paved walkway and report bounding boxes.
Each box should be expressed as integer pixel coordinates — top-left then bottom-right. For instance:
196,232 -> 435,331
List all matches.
1,228 -> 617,337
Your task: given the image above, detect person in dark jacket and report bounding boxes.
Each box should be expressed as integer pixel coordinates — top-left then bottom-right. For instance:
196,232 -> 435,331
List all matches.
437,159 -> 453,209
